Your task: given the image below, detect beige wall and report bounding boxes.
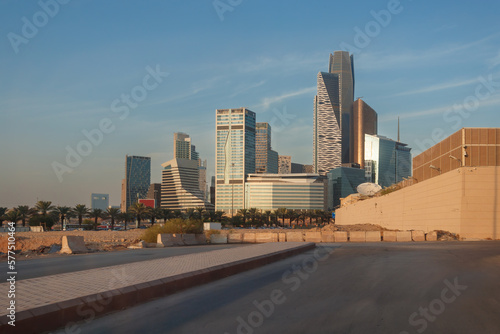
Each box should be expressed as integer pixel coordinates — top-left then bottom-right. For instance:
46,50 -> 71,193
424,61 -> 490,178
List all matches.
336,167 -> 500,240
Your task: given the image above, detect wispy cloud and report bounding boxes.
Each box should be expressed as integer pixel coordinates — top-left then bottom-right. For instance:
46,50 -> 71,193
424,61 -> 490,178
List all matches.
488,51 -> 500,69
434,24 -> 458,32
357,32 -> 500,71
252,86 -> 316,110
391,77 -> 479,97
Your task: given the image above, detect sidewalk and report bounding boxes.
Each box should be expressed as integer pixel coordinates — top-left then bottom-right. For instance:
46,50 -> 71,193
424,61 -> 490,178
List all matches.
0,242 -> 314,333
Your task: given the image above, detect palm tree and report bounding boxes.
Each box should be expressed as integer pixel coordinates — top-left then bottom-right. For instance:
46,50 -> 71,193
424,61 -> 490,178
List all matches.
276,208 -> 287,227
55,206 -> 72,229
129,202 -> 148,228
195,207 -> 205,220
172,210 -> 182,219
0,207 -> 7,227
263,210 -> 272,226
149,207 -> 163,226
215,210 -> 225,222
161,208 -> 172,223
184,208 -> 196,219
248,208 -> 259,226
237,209 -> 249,226
35,201 -> 55,217
3,209 -> 21,225
287,210 -> 298,228
88,208 -> 104,230
106,207 -> 121,230
73,204 -> 89,226
118,212 -> 134,231
15,205 -> 35,227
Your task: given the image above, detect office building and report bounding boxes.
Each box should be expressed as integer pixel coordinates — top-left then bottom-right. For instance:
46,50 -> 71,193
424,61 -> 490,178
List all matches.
161,158 -> 213,211
413,128 -> 500,182
314,51 -> 356,175
210,176 -> 216,206
352,98 -> 378,168
173,132 -> 198,160
245,174 -> 325,211
147,183 -> 161,208
255,122 -> 279,174
365,134 -> 412,188
278,155 -> 292,174
91,193 -> 109,211
326,167 -> 366,210
215,108 -> 256,215
199,159 -> 208,200
121,155 -> 151,212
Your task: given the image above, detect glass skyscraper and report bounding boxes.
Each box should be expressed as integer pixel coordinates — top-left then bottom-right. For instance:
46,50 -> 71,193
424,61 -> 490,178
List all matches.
314,51 -> 355,175
215,108 -> 256,215
123,155 -> 151,211
364,134 -> 412,188
255,122 -> 279,174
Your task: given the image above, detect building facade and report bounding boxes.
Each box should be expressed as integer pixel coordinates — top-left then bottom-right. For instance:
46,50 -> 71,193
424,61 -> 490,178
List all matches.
173,132 -> 199,160
352,98 -> 378,168
278,155 -> 292,174
91,193 -> 109,211
255,122 -> 278,174
147,183 -> 162,208
121,155 -> 151,212
365,135 -> 412,188
161,158 -> 213,211
215,108 -> 256,215
245,174 -> 325,211
326,167 -> 366,210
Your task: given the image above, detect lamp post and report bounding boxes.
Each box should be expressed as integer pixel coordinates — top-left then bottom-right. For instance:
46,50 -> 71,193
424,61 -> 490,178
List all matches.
429,165 -> 441,175
449,155 -> 463,167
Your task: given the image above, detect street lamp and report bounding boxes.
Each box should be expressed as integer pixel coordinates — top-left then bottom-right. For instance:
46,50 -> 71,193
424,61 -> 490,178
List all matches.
449,155 -> 463,167
429,165 -> 441,174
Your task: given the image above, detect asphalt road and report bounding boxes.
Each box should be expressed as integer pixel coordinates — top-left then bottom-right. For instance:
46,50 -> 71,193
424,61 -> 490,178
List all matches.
54,241 -> 500,334
3,244 -> 248,281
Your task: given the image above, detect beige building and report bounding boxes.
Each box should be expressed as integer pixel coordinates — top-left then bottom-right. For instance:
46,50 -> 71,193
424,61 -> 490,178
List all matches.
413,128 -> 500,182
336,166 -> 500,240
278,155 -> 292,174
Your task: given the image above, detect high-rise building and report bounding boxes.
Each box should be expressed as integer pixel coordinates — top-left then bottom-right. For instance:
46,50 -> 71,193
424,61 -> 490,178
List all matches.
255,122 -> 279,174
210,176 -> 216,206
173,132 -> 198,160
329,51 -> 355,164
147,183 -> 162,208
278,155 -> 292,174
364,134 -> 412,188
198,159 -> 207,200
215,108 -> 256,215
121,155 -> 151,212
352,98 -> 378,168
326,167 -> 366,210
313,51 -> 355,175
91,193 -> 109,211
161,158 -> 213,210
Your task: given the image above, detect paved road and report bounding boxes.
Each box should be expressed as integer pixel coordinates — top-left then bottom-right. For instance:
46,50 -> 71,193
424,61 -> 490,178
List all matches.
55,242 -> 500,334
3,244 -> 248,281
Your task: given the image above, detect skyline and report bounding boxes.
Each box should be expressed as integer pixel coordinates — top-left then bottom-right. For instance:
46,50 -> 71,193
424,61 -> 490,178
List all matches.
2,0 -> 500,207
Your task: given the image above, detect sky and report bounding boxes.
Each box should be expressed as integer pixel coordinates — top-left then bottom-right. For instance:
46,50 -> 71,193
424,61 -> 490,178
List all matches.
1,0 -> 500,208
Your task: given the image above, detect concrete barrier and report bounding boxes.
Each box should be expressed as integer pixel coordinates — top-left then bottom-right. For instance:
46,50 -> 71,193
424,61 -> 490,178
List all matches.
333,231 -> 348,242
228,233 -> 243,243
411,230 -> 426,242
349,231 -> 366,242
426,231 -> 438,241
196,234 -> 207,244
60,236 -> 87,254
365,231 -> 381,242
396,231 -> 412,242
304,232 -> 322,243
182,234 -> 198,245
278,233 -> 287,242
321,231 -> 335,243
210,234 -> 228,244
30,226 -> 44,232
383,231 -> 397,242
286,232 -> 304,242
171,234 -> 185,246
243,233 -> 256,243
255,233 -> 278,243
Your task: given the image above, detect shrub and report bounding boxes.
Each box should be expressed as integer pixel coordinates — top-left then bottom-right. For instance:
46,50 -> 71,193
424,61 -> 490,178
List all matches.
140,218 -> 203,243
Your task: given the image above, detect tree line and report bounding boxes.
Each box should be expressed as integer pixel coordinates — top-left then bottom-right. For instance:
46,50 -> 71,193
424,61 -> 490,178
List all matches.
0,201 -> 334,230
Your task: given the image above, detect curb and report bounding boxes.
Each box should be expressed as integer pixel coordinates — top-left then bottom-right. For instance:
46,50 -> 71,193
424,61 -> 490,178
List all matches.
5,243 -> 315,334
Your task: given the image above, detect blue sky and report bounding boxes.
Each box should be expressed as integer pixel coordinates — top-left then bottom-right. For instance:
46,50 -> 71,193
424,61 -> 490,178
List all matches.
1,0 -> 500,208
